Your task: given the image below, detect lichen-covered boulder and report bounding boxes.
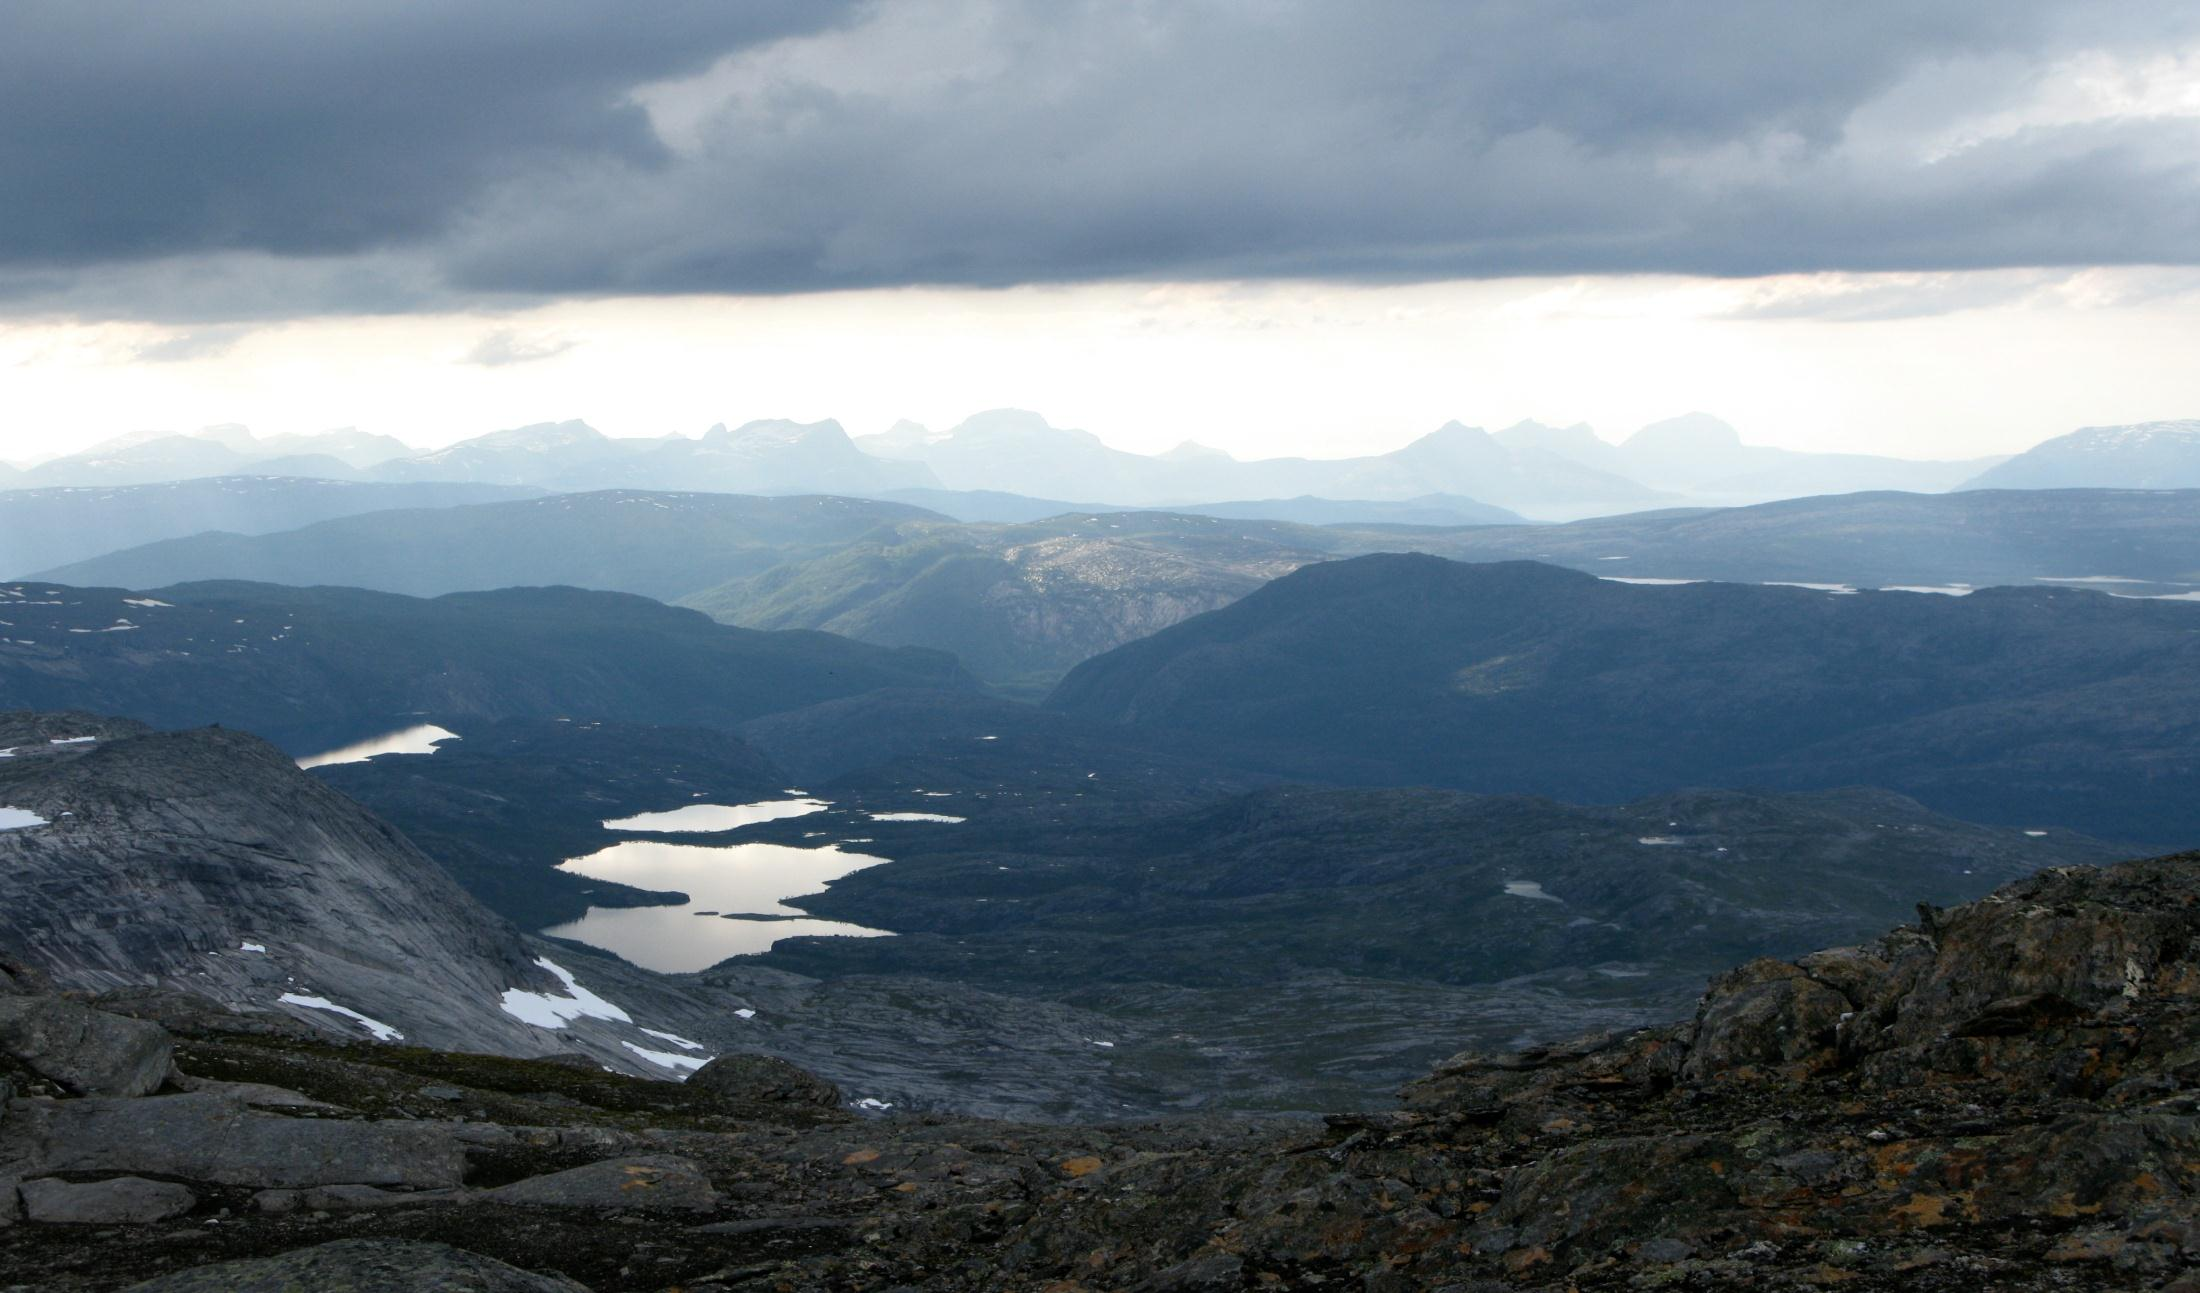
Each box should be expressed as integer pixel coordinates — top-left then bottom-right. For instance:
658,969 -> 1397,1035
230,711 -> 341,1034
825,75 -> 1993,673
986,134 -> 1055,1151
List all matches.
1680,958 -> 1851,1080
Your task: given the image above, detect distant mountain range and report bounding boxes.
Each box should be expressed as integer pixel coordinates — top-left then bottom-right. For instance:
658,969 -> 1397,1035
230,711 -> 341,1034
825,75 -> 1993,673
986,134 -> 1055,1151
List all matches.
876,487 -> 1524,527
376,418 -> 939,494
0,476 -> 539,578
1048,553 -> 2200,843
16,424 -> 416,487
1367,487 -> 2200,589
858,408 -> 2007,513
21,406 -> 2141,520
858,409 -> 1669,517
38,487 -> 2200,694
34,491 -> 941,601
1962,419 -> 2200,490
1498,413 -> 2003,500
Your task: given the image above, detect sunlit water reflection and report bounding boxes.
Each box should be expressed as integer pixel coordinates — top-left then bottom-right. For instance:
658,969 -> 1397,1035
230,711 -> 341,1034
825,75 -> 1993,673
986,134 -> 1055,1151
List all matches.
542,838 -> 893,972
296,724 -> 460,769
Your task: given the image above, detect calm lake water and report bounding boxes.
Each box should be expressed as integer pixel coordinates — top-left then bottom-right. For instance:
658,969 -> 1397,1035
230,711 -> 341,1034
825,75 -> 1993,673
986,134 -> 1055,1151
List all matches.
296,723 -> 460,769
542,825 -> 894,973
603,798 -> 828,832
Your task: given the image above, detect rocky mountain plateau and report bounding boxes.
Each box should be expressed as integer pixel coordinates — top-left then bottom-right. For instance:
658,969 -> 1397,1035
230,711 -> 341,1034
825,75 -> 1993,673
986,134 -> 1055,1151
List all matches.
4,852 -> 2200,1289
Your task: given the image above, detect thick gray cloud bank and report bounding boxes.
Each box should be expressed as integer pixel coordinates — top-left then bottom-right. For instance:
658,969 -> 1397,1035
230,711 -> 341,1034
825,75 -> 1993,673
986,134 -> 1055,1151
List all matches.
5,0 -> 2199,316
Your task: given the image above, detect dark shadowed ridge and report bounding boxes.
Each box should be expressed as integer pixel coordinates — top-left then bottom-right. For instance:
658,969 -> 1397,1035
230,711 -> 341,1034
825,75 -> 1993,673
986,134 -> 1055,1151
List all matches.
1046,553 -> 2200,843
0,579 -> 978,745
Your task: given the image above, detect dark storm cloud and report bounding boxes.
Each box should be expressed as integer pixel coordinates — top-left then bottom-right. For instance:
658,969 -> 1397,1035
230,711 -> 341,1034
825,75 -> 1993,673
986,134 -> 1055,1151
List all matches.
0,2 -> 851,263
4,0 -> 2199,317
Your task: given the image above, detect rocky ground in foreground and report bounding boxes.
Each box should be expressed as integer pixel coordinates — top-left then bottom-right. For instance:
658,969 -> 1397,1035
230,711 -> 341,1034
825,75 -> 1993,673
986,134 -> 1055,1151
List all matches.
7,853 -> 2200,1289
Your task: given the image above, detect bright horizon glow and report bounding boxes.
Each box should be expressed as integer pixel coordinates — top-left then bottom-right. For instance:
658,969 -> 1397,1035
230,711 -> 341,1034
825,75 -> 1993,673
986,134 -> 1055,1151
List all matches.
6,267 -> 2199,467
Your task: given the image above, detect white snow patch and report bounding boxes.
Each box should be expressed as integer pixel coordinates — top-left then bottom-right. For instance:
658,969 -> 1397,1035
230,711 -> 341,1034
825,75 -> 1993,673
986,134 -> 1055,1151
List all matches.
48,736 -> 97,745
622,1041 -> 709,1074
734,1008 -> 757,1019
1883,584 -> 1975,596
123,598 -> 174,608
0,806 -> 50,830
1765,581 -> 1859,595
1503,880 -> 1561,902
640,1027 -> 704,1051
2025,830 -> 2050,837
239,941 -> 267,953
854,1097 -> 894,1111
867,811 -> 966,823
499,957 -> 633,1028
277,994 -> 403,1041
1637,836 -> 1684,846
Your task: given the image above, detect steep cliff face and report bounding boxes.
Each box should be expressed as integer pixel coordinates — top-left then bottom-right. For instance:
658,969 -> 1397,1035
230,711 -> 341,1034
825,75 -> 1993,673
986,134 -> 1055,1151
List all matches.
8,851 -> 2200,1289
0,713 -> 683,1069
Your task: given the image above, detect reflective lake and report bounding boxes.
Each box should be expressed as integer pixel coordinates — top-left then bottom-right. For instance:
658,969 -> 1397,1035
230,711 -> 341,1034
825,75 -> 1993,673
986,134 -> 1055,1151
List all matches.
296,723 -> 460,769
541,838 -> 894,973
603,798 -> 828,833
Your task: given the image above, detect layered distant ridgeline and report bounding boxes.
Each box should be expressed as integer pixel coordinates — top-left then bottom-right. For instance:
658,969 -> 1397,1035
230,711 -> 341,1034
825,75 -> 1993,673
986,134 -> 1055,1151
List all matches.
32,491 -> 943,601
1366,487 -> 2200,590
16,407 -> 2048,522
1963,419 -> 2200,489
0,580 -> 975,744
39,487 -> 2200,694
0,476 -> 540,578
1049,554 -> 2200,842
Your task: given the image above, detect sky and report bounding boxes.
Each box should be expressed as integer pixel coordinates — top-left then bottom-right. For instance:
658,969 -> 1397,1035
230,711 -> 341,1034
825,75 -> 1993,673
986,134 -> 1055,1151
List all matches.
4,1 -> 2199,464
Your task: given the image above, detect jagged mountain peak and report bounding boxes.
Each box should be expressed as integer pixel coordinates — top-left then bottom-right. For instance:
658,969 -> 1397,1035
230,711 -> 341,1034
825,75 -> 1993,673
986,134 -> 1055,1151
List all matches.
706,417 -> 851,447
1624,410 -> 1744,451
1495,418 -> 1610,452
944,408 -> 1108,448
439,418 -> 604,452
1157,439 -> 1233,462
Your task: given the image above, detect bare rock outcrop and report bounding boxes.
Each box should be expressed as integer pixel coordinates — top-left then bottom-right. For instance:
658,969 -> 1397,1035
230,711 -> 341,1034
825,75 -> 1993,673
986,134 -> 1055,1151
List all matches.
119,1239 -> 590,1292
0,996 -> 173,1096
7,853 -> 2200,1290
686,1053 -> 842,1108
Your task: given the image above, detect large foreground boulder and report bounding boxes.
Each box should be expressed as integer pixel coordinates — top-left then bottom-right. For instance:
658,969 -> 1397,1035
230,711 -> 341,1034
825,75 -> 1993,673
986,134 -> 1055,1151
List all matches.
0,996 -> 173,1096
121,1239 -> 590,1292
687,1052 -> 842,1107
483,1153 -> 718,1213
0,1092 -> 464,1189
18,1176 -> 196,1225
